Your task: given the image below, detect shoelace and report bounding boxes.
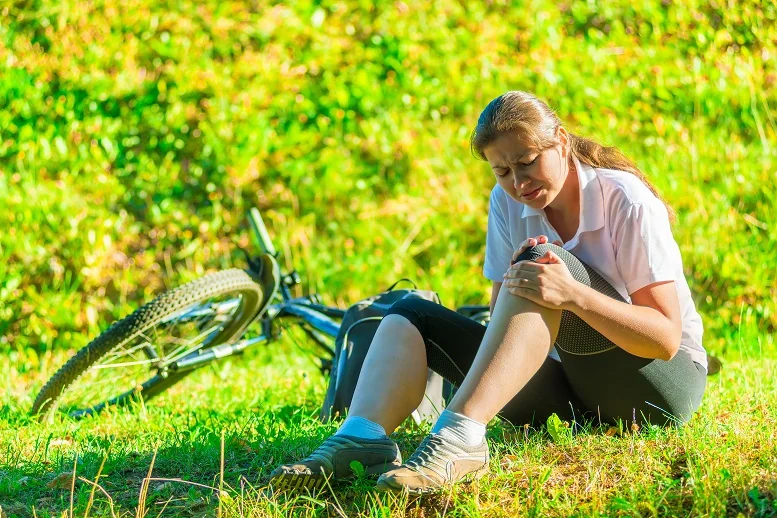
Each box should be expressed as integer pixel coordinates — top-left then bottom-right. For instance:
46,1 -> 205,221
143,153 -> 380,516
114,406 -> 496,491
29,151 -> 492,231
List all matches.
304,436 -> 347,467
405,434 -> 451,469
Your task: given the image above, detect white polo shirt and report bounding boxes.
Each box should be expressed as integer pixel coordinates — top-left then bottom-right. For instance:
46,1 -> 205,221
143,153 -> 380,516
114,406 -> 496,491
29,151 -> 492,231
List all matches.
483,155 -> 707,372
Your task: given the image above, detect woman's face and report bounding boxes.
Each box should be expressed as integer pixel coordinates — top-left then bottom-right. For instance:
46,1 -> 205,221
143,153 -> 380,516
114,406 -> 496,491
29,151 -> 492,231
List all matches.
481,129 -> 569,209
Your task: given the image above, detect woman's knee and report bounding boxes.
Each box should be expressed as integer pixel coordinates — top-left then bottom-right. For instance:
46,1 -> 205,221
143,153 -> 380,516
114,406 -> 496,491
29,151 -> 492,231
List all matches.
387,297 -> 440,315
384,298 -> 439,341
515,243 -> 627,305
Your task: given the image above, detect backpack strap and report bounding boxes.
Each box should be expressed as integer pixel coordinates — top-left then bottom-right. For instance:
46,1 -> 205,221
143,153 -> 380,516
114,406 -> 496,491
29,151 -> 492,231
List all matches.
385,278 -> 417,291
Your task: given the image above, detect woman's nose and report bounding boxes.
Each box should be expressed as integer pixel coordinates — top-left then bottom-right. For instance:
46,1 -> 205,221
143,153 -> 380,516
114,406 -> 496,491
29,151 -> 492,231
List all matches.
513,173 -> 529,190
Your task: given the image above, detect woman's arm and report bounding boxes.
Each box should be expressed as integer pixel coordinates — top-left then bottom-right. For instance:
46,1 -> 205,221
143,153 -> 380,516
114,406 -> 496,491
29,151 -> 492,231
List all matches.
503,248 -> 683,361
568,280 -> 682,361
490,281 -> 502,316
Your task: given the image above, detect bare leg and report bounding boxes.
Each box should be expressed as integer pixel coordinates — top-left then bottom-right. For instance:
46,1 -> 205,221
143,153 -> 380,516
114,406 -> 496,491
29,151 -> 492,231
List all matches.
347,314 -> 428,434
272,281 -> 565,491
347,285 -> 561,431
447,285 -> 562,423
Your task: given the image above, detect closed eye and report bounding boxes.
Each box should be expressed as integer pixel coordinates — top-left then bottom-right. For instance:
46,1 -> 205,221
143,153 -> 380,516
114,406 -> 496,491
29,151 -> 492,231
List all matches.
494,155 -> 538,177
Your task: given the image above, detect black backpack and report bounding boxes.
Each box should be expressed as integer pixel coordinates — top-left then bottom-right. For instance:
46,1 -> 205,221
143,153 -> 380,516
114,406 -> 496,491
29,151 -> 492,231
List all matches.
319,280 -> 452,424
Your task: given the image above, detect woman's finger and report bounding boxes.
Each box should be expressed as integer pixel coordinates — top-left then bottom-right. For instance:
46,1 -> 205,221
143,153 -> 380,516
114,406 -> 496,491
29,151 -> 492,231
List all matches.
508,285 -> 540,300
535,250 -> 562,264
504,266 -> 539,280
511,235 -> 549,263
511,240 -> 533,262
503,277 -> 525,288
508,260 -> 544,272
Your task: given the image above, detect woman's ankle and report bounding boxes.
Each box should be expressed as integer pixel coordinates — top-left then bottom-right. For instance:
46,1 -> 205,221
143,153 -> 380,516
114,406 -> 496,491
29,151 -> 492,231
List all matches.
431,408 -> 487,446
334,415 -> 388,440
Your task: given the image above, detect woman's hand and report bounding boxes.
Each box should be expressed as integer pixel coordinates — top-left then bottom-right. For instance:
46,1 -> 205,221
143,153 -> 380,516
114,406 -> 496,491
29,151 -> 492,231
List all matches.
503,248 -> 580,311
510,235 -> 563,264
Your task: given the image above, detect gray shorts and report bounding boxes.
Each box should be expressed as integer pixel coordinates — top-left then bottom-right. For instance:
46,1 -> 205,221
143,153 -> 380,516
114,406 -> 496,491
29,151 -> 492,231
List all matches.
385,243 -> 707,428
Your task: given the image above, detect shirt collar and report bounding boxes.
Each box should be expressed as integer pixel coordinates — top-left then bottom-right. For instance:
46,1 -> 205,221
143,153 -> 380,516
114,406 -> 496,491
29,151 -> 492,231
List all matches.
520,154 -> 605,234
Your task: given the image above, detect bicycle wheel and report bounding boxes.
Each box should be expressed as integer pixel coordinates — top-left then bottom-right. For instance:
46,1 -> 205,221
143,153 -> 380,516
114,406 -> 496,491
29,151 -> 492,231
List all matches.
32,268 -> 263,420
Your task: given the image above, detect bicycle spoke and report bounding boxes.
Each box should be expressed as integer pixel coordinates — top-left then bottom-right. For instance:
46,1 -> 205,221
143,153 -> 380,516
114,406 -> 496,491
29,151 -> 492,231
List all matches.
91,358 -> 157,369
63,369 -> 143,404
85,370 -> 140,390
99,340 -> 152,364
162,322 -> 224,364
55,291 -> 247,412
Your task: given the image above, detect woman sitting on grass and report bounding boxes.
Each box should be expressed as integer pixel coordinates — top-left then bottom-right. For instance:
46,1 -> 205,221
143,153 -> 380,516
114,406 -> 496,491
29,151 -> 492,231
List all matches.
269,90 -> 708,495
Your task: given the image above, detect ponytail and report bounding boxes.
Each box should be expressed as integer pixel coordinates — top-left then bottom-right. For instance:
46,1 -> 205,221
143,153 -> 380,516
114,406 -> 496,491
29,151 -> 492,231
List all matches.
569,134 -> 677,223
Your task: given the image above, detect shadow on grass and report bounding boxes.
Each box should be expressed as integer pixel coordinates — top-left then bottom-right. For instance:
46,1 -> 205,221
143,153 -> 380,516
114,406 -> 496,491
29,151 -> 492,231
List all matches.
2,404 -> 333,516
3,401 -> 775,517
2,403 -> 455,516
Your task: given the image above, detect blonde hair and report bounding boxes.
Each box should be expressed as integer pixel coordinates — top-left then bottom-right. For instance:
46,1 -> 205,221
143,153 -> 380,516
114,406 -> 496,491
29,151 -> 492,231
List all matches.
470,91 -> 676,223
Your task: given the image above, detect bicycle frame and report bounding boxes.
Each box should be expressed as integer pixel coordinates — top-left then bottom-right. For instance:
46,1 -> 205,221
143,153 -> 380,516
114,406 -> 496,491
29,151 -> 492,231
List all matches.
165,207 -> 346,376
163,206 -> 491,377
166,298 -> 341,374
33,207 -> 494,421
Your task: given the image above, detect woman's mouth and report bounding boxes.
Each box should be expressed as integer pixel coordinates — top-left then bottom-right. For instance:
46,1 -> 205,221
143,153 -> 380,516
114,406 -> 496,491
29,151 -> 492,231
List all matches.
521,187 -> 542,200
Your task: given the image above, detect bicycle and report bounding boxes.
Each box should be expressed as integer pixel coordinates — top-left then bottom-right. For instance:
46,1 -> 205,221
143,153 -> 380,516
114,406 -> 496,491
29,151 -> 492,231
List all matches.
32,207 -> 492,421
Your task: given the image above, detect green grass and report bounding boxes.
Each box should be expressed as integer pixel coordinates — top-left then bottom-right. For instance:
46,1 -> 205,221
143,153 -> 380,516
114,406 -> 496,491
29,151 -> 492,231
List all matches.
2,338 -> 777,517
2,0 -> 777,515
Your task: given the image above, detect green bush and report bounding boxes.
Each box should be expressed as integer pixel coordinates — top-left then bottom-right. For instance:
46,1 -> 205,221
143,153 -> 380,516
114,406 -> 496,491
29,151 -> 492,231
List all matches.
1,0 -> 775,356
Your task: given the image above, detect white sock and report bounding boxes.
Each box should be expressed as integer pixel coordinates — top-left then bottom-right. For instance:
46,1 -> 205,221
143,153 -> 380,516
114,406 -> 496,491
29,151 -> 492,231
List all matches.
335,415 -> 387,440
431,409 -> 486,446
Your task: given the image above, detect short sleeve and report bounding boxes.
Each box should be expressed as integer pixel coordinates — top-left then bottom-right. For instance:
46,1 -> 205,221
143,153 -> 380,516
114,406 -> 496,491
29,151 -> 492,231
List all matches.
483,187 -> 514,282
612,201 -> 679,295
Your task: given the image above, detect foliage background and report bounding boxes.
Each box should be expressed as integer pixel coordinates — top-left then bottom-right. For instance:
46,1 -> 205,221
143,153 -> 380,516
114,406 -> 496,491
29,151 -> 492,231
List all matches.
2,1 -> 777,516
2,1 -> 776,362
